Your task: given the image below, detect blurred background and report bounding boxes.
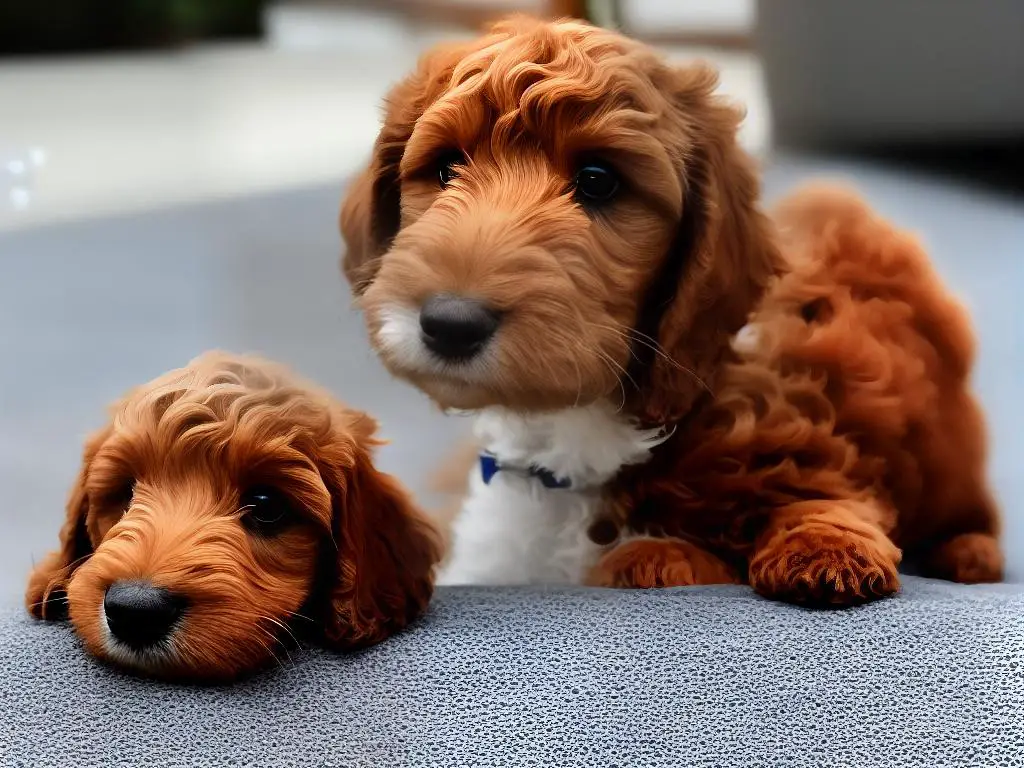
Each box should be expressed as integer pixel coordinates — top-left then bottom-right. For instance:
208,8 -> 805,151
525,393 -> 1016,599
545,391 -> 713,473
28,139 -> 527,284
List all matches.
1,1 -> 1021,602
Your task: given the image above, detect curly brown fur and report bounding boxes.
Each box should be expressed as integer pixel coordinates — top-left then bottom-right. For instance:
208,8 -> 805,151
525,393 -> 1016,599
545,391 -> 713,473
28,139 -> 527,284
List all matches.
26,352 -> 440,680
340,16 -> 779,419
601,187 -> 1001,603
340,17 -> 1001,605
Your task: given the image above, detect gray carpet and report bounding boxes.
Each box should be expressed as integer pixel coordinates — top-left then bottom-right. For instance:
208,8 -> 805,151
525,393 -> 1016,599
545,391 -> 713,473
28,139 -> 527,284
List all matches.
2,578 -> 1023,767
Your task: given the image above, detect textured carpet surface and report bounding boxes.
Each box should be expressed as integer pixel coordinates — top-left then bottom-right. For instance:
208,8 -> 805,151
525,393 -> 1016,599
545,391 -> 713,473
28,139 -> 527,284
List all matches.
2,578 -> 1023,768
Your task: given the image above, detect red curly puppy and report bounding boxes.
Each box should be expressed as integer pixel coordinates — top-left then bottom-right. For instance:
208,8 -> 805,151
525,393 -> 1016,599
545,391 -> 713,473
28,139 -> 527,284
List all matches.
339,17 -> 1001,605
26,352 -> 440,679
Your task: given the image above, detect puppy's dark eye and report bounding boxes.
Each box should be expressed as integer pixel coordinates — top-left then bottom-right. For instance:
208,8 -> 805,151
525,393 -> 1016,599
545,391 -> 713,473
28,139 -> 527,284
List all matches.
437,150 -> 465,188
240,486 -> 293,535
573,163 -> 620,206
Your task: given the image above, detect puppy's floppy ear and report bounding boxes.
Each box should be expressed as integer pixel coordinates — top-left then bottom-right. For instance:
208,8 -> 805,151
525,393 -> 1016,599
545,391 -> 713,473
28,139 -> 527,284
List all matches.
26,425 -> 111,620
339,44 -> 464,295
316,412 -> 441,649
631,63 -> 784,425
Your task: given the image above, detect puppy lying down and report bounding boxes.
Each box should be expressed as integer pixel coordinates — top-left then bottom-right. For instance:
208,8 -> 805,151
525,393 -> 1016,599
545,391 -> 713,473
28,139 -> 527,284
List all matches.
26,351 -> 440,680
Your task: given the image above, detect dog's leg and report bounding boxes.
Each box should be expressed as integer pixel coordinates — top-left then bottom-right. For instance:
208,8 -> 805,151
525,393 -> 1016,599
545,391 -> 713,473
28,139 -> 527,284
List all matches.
916,477 -> 1003,583
748,499 -> 901,606
586,537 -> 741,588
920,531 -> 1003,584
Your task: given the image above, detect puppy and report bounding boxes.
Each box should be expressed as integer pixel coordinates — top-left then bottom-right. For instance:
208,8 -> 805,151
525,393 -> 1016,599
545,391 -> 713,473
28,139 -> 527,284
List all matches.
339,17 -> 1002,604
26,352 -> 440,680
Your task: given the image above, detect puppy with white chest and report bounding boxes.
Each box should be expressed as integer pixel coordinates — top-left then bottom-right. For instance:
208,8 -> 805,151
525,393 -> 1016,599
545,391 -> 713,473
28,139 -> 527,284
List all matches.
26,352 -> 440,680
340,17 -> 1002,604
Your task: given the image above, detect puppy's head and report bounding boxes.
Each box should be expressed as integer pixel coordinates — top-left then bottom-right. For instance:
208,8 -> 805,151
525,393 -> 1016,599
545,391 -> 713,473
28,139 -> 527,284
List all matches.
26,352 -> 439,681
341,16 -> 782,424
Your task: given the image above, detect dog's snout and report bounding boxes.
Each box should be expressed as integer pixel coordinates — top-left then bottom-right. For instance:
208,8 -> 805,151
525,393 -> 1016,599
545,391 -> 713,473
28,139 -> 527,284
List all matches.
419,295 -> 501,360
104,580 -> 185,650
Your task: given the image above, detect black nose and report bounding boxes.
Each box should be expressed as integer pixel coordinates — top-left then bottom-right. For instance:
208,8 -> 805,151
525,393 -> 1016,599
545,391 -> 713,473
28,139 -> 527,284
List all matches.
104,581 -> 185,650
419,295 -> 501,360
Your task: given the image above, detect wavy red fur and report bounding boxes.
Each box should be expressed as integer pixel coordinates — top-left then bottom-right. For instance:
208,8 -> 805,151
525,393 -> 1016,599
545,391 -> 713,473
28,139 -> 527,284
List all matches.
340,17 -> 1002,605
25,352 -> 440,679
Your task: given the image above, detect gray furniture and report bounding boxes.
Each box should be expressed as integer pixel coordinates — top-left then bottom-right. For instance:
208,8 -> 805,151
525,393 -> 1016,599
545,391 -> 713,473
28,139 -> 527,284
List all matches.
1,158 -> 1022,765
757,0 -> 1024,148
3,579 -> 1024,767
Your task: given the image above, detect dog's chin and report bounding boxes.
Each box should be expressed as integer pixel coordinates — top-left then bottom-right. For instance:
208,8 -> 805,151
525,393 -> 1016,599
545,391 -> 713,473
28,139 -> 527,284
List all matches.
92,624 -> 280,682
98,633 -> 183,679
405,373 -> 504,412
389,361 -> 612,413
371,306 -> 617,412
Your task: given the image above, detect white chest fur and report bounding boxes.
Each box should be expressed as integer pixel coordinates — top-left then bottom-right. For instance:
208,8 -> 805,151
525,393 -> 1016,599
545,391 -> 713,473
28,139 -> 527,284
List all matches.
437,403 -> 667,585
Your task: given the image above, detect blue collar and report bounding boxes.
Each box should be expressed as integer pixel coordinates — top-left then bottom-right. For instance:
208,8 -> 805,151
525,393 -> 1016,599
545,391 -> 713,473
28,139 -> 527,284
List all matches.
479,452 -> 572,490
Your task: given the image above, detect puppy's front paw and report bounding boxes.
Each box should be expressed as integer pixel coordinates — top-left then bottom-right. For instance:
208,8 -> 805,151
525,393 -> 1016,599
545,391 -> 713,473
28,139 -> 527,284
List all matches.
749,521 -> 900,607
587,537 -> 740,588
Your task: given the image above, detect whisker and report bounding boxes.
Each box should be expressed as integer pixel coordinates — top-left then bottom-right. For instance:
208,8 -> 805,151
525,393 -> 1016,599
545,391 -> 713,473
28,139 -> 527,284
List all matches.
254,621 -> 292,667
586,320 -> 712,394
254,634 -> 286,671
605,351 -> 638,392
593,348 -> 629,413
528,329 -> 591,409
57,552 -> 94,571
571,346 -> 583,408
27,599 -> 60,611
284,609 -> 317,624
262,615 -> 301,649
588,321 -> 681,368
258,623 -> 293,666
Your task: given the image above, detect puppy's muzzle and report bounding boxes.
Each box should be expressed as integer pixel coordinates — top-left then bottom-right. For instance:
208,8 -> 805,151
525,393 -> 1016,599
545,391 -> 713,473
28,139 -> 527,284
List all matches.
419,294 -> 501,361
104,580 -> 186,650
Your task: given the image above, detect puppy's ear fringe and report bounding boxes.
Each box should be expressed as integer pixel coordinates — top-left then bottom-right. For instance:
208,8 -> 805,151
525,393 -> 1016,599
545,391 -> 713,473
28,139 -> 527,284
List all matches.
339,43 -> 466,296
631,64 -> 785,425
318,435 -> 442,650
26,426 -> 110,620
